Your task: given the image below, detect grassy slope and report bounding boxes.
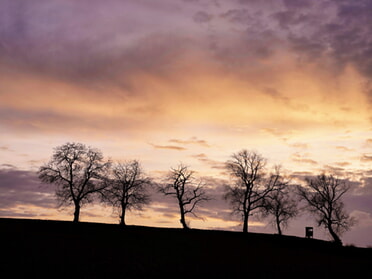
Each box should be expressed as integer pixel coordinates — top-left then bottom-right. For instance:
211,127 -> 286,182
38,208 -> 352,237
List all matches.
1,218 -> 371,278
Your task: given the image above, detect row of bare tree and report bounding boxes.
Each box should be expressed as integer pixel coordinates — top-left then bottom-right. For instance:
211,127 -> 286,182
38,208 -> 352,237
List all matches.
38,142 -> 355,245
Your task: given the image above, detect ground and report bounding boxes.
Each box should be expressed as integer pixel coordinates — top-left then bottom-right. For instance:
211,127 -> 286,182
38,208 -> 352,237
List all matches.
1,218 -> 371,278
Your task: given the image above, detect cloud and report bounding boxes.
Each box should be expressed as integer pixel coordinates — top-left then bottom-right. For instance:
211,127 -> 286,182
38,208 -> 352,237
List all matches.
169,137 -> 210,147
0,164 -> 16,169
262,87 -> 290,102
0,1 -> 371,153
192,154 -> 226,170
0,146 -> 12,151
193,11 -> 213,23
276,1 -> 372,89
350,210 -> 372,227
273,10 -> 314,30
2,0 -> 372,93
195,176 -> 233,222
260,128 -> 295,140
290,153 -> 318,165
218,1 -> 372,106
0,104 -> 167,137
1,0 -> 371,128
220,8 -> 253,25
334,162 -> 351,167
282,0 -> 312,9
361,154 -> 372,162
0,167 -> 55,215
0,0 -> 197,87
149,143 -> 187,151
0,107 -> 82,134
288,142 -> 309,149
365,139 -> 372,147
323,165 -> 348,176
261,87 -> 311,113
335,146 -> 354,152
148,138 -> 210,152
345,178 -> 372,224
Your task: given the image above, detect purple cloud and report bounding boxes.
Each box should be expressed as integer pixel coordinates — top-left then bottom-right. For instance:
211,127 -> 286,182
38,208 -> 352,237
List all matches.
193,11 -> 213,23
1,0 -> 371,105
0,0 -> 193,88
282,1 -> 372,78
0,167 -> 55,215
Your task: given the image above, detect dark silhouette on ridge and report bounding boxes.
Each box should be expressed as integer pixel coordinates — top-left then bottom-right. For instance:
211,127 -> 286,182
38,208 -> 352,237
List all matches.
38,142 -> 110,222
298,173 -> 355,245
158,163 -> 210,229
224,150 -> 284,233
261,167 -> 298,235
35,141 -> 359,246
101,160 -> 152,226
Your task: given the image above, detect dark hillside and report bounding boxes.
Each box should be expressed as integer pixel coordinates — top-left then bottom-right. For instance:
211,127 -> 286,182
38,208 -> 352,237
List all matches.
1,218 -> 371,278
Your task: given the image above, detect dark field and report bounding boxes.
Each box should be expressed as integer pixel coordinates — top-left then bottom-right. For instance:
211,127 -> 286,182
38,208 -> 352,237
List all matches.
1,218 -> 371,278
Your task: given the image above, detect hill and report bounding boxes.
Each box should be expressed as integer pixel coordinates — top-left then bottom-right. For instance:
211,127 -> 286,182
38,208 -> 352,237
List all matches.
1,218 -> 371,278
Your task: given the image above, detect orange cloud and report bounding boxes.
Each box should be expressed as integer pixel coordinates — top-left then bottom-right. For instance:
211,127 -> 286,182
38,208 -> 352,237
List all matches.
149,143 -> 187,151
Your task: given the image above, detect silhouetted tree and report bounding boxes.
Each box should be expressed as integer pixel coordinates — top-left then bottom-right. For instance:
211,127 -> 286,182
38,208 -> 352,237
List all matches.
224,150 -> 283,233
38,142 -> 110,222
262,166 -> 298,235
298,173 -> 355,245
159,164 -> 210,229
102,160 -> 152,226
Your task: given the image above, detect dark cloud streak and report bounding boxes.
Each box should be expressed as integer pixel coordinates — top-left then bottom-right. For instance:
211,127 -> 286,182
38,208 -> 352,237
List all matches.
0,167 -> 55,214
149,143 -> 187,151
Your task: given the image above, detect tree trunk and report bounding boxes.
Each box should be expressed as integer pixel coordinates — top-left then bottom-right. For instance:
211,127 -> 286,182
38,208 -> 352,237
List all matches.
73,202 -> 80,223
328,224 -> 342,245
276,220 -> 282,235
120,202 -> 126,226
276,215 -> 282,235
180,215 -> 188,229
243,213 -> 249,233
179,204 -> 189,229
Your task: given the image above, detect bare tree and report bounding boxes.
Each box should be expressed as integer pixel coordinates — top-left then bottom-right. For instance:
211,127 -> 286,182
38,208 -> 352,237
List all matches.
224,150 -> 282,233
38,142 -> 110,222
102,160 -> 152,226
262,166 -> 298,235
298,173 -> 355,245
158,164 -> 210,229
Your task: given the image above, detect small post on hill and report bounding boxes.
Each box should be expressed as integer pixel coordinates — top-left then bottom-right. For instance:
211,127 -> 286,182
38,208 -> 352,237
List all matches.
305,227 -> 313,238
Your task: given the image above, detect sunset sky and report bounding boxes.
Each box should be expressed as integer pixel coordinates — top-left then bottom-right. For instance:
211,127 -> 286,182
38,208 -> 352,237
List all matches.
1,0 -> 372,247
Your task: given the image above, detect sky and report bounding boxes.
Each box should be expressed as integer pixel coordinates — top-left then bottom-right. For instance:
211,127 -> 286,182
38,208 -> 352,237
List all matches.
1,0 -> 372,247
